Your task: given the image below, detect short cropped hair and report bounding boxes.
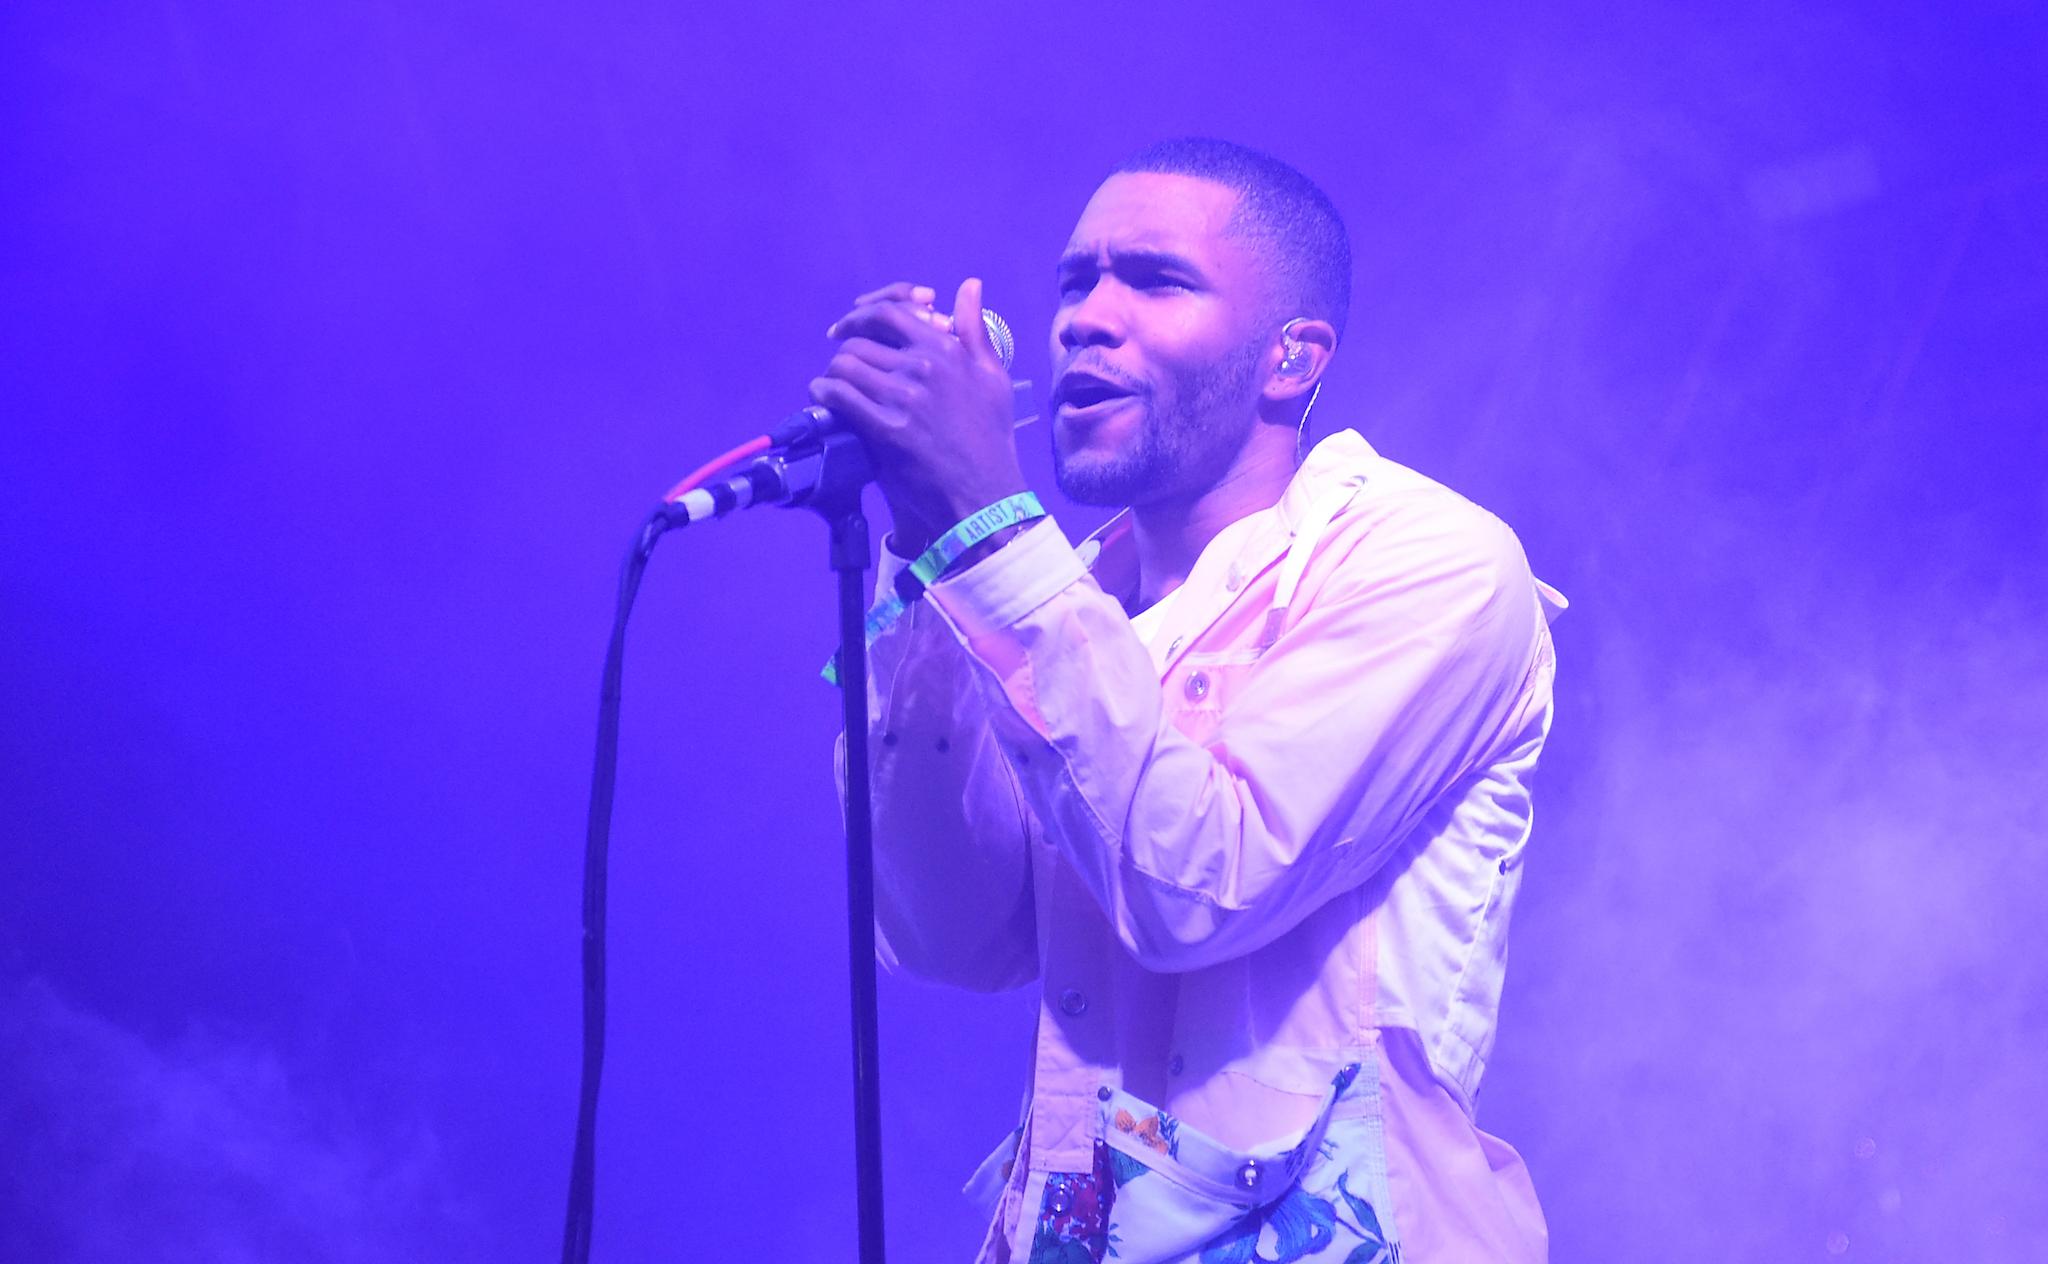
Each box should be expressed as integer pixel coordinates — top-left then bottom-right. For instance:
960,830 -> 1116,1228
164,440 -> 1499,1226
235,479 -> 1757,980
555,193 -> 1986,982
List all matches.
1115,137 -> 1352,340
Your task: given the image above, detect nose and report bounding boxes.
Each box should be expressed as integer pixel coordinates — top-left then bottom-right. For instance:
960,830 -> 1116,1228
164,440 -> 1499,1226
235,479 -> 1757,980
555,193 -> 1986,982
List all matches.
1054,280 -> 1127,353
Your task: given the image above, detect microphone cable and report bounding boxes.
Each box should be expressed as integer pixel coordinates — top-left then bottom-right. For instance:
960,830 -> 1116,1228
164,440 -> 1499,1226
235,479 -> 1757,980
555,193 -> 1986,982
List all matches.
563,304 -> 1019,1261
560,421 -> 832,1261
561,503 -> 669,1264
663,435 -> 771,502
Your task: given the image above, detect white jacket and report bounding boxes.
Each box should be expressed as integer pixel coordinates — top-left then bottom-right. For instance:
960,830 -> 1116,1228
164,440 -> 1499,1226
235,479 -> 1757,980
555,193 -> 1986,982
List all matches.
857,429 -> 1565,1262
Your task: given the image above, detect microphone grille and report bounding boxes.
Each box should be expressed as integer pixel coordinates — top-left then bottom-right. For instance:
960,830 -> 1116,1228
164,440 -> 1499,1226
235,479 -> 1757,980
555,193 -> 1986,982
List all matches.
980,307 -> 1016,369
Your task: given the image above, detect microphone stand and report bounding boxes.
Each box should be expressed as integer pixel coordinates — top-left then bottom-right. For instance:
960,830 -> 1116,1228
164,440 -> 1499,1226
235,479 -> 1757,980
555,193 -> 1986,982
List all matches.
572,387 -> 1038,1259
557,328 -> 1029,1260
790,430 -> 889,1264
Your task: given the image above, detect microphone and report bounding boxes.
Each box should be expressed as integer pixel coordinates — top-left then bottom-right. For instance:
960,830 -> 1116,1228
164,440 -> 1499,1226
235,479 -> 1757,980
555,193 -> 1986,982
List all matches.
766,307 -> 1018,451
662,307 -> 1031,528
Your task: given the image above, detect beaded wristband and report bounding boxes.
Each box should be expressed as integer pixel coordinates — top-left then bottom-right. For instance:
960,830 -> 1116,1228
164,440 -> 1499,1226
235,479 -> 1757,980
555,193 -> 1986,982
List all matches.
822,491 -> 1046,685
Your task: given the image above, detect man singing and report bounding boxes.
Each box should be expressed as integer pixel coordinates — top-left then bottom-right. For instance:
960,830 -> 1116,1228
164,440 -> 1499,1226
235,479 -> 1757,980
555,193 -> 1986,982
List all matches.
816,139 -> 1563,1264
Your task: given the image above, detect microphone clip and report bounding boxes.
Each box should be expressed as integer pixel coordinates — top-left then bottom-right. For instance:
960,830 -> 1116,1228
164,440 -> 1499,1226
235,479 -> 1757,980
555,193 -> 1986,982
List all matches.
659,427 -> 872,530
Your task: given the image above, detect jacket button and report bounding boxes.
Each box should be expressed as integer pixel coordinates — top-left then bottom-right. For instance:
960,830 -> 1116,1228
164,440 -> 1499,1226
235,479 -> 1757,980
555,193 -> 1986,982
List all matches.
1184,671 -> 1210,701
1169,1054 -> 1185,1076
1236,1159 -> 1261,1190
1097,1085 -> 1113,1102
1058,988 -> 1088,1016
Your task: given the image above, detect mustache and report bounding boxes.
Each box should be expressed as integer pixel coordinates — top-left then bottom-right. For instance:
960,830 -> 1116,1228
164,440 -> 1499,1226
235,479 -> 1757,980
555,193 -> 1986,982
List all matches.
1054,358 -> 1149,405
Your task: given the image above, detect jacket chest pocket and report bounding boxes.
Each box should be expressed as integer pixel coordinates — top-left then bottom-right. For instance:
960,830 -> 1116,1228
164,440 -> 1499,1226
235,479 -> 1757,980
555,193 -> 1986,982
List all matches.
1164,651 -> 1261,746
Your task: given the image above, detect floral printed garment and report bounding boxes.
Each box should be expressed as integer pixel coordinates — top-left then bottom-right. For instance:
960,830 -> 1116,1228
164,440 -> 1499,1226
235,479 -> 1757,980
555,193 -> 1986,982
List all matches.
1024,1065 -> 1401,1264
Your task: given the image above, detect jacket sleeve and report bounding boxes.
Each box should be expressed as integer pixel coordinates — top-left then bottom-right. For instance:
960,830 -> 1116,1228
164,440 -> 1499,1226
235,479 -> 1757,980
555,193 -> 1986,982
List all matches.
837,539 -> 1040,993
920,492 -> 1549,974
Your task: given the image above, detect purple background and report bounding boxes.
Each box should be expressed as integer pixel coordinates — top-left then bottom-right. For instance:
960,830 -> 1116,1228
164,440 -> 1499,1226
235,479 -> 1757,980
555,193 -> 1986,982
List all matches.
4,2 -> 2045,1260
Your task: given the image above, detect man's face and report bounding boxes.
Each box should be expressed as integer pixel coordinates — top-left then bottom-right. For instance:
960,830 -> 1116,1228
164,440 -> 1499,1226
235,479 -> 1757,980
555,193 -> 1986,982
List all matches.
1049,172 -> 1274,508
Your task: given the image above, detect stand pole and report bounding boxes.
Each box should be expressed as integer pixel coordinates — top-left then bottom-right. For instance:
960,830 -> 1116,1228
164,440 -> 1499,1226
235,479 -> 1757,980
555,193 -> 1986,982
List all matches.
829,507 -> 888,1264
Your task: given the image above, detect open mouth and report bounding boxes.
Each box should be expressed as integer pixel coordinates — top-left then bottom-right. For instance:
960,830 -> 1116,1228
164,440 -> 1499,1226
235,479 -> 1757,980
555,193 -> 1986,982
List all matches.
1055,370 -> 1140,419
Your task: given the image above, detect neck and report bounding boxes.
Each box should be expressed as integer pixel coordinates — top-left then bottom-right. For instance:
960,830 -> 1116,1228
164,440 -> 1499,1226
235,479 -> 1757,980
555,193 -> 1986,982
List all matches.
1130,423 -> 1299,609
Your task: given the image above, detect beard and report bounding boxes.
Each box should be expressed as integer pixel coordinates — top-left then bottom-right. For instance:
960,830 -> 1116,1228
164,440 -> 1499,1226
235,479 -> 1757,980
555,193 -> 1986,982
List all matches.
1052,335 -> 1267,508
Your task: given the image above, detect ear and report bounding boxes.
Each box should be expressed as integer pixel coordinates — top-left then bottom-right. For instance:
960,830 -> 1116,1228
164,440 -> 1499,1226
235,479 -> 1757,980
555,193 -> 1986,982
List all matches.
1263,317 -> 1338,403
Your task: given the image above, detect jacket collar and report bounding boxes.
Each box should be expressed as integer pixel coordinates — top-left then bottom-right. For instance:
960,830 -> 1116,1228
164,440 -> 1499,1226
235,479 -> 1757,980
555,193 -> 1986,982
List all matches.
1074,429 -> 1379,672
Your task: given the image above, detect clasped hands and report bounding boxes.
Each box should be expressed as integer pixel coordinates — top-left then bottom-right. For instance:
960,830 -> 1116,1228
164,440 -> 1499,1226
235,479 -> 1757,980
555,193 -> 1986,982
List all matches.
810,278 -> 1029,556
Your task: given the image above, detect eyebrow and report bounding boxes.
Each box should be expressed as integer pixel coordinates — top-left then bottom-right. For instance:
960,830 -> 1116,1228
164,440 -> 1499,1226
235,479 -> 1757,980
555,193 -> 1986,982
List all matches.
1055,247 -> 1206,281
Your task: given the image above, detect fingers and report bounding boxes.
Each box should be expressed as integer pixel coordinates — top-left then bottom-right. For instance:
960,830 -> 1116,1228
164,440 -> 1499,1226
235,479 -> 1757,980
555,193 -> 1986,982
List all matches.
855,282 -> 938,308
823,279 -> 999,379
815,339 -> 924,423
831,336 -> 918,374
827,340 -> 922,400
952,276 -> 995,366
827,299 -> 946,349
807,373 -> 889,432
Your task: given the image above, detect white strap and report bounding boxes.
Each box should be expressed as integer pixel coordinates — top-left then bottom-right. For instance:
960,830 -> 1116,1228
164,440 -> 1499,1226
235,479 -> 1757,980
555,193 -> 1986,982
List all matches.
1260,475 -> 1367,648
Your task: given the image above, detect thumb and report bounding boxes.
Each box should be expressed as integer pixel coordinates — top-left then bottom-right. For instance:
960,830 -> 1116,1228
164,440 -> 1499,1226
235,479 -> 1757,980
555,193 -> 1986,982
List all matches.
953,276 -> 997,366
